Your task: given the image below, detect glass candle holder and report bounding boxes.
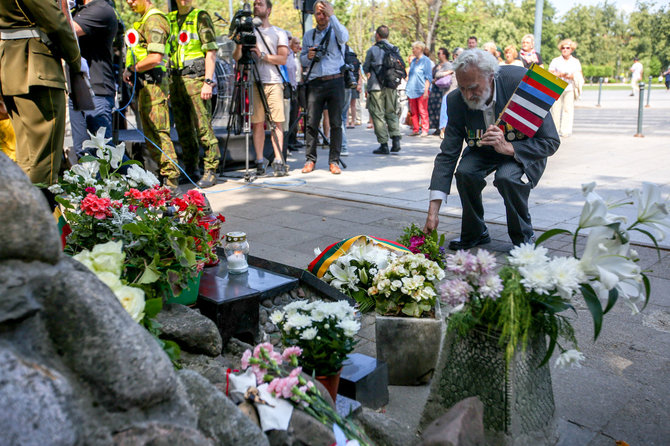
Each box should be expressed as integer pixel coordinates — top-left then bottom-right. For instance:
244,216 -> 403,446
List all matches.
224,231 -> 249,274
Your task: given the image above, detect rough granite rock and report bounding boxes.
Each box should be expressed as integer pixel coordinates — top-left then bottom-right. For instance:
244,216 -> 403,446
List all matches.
0,152 -> 61,264
155,304 -> 223,356
419,397 -> 485,446
356,407 -> 420,446
40,258 -> 178,410
0,348 -> 79,446
112,422 -> 215,446
0,263 -> 42,325
178,369 -> 270,446
180,351 -> 236,385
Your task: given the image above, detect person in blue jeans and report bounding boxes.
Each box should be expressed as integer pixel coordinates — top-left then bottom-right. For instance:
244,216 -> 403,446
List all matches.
69,0 -> 119,157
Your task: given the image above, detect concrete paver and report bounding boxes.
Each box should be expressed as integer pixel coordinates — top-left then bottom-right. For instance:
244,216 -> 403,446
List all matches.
203,86 -> 670,444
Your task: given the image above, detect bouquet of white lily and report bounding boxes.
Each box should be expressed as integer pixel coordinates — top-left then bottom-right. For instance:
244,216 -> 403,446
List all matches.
318,237 -> 399,312
443,182 -> 669,368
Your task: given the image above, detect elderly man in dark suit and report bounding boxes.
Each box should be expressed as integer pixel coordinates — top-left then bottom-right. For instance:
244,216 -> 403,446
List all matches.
424,49 -> 560,249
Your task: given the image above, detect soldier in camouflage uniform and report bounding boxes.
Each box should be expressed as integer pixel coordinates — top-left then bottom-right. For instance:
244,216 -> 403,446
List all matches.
168,0 -> 221,188
123,0 -> 180,190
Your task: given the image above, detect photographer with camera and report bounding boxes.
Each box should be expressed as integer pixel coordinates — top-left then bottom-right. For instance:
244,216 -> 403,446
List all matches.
168,0 -> 221,188
232,0 -> 288,177
299,0 -> 350,175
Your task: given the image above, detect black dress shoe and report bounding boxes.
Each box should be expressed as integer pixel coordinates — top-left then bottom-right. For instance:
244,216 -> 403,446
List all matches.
448,231 -> 491,250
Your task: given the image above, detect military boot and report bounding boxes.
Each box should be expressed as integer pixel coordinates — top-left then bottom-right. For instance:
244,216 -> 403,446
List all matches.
373,143 -> 390,155
391,136 -> 402,153
164,177 -> 179,194
197,169 -> 218,188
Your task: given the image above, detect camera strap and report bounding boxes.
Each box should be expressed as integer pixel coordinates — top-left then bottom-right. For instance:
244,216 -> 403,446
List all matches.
256,26 -> 289,84
305,26 -> 332,83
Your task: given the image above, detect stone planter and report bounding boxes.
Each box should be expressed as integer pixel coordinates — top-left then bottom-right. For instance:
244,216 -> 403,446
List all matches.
375,303 -> 443,385
421,326 -> 557,446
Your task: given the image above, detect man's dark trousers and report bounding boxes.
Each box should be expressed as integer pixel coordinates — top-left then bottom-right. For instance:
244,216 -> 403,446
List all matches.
454,148 -> 533,246
305,77 -> 345,164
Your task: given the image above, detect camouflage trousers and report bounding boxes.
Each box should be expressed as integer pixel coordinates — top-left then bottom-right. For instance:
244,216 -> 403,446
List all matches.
138,79 -> 180,180
169,75 -> 220,171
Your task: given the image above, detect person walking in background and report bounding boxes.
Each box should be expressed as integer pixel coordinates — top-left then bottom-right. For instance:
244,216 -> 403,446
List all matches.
549,39 -> 582,138
518,34 -> 543,68
438,47 -> 462,139
363,25 -> 403,154
629,57 -> 643,97
428,47 -> 453,134
663,65 -> 670,90
500,45 -> 523,67
406,41 -> 432,137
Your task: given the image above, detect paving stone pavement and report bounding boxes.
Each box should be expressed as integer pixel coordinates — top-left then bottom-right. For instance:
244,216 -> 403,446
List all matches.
202,87 -> 670,445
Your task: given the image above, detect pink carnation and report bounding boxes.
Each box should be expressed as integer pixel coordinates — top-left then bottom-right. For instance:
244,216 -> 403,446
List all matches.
282,346 -> 303,362
241,350 -> 252,370
408,235 -> 425,253
253,342 -> 275,359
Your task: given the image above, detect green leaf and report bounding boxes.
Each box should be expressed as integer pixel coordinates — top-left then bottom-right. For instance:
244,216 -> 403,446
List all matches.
123,222 -> 146,236
77,155 -> 97,163
641,274 -> 651,311
580,283 -> 604,341
137,258 -> 161,284
535,228 -> 572,246
120,159 -> 143,167
539,319 -> 558,367
603,288 -> 619,314
630,227 -> 661,258
144,298 -> 163,319
55,196 -> 75,209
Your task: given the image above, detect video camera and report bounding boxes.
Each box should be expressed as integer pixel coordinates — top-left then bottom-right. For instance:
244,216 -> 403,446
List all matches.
228,2 -> 256,48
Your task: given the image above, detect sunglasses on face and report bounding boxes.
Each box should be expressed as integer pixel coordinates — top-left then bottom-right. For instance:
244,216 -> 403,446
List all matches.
561,46 -> 571,50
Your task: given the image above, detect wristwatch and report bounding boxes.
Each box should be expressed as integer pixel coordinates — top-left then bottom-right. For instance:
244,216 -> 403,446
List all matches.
260,52 -> 267,61
204,78 -> 215,86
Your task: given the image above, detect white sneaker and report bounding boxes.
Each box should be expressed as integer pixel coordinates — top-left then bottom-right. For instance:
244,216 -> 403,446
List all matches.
341,148 -> 349,156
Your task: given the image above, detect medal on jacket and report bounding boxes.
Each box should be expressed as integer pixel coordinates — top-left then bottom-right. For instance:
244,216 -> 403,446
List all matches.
499,122 -> 527,141
178,30 -> 190,45
125,29 -> 140,48
466,128 -> 484,147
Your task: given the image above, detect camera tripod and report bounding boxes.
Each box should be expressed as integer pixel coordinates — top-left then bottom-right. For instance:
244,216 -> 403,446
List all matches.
219,49 -> 285,182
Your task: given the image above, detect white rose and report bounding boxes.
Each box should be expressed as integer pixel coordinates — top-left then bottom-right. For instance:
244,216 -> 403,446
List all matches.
115,285 -> 145,322
97,271 -> 123,292
90,241 -> 125,276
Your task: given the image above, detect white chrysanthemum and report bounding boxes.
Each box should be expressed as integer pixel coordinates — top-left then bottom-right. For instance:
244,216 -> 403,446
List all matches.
548,256 -> 585,298
285,313 -> 313,330
300,327 -> 318,340
337,319 -> 361,337
509,243 -> 548,267
478,274 -> 503,300
284,300 -> 309,313
270,310 -> 284,324
554,349 -> 585,369
519,264 -> 553,295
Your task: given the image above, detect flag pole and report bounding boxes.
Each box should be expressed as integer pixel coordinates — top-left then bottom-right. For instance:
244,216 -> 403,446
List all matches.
494,63 -> 535,126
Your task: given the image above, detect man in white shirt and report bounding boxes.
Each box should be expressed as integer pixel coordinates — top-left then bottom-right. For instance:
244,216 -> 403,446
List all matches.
630,57 -> 643,97
233,0 -> 288,176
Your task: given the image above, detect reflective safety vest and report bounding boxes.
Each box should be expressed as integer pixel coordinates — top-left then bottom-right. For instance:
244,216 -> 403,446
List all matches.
167,8 -> 205,70
125,7 -> 168,71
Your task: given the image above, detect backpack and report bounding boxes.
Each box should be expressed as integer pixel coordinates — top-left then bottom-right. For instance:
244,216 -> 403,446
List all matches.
375,41 -> 406,89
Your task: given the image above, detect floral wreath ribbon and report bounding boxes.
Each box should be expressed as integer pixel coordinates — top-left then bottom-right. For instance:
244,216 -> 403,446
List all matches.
307,235 -> 411,278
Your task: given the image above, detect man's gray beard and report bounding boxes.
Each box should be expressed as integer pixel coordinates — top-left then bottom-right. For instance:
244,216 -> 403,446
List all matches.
464,85 -> 492,111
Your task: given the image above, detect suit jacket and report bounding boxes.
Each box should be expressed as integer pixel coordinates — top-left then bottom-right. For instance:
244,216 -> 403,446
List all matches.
429,65 -> 560,195
0,0 -> 81,96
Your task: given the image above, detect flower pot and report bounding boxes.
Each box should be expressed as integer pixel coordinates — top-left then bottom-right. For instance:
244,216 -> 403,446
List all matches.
375,302 -> 443,385
166,271 -> 203,306
315,369 -> 342,403
421,326 -> 557,445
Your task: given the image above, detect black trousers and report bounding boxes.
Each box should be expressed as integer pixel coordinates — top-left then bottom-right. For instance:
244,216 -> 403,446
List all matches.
304,77 -> 345,164
287,92 -> 300,147
454,148 -> 534,246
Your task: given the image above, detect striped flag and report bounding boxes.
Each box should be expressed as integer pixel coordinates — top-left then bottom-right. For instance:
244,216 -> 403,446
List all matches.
308,235 -> 411,278
499,63 -> 568,137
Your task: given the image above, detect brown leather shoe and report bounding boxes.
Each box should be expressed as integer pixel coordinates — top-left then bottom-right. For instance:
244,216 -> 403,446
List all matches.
329,163 -> 341,175
301,161 -> 315,173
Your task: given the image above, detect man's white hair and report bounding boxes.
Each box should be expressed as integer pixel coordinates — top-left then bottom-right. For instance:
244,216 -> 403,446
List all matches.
454,48 -> 500,78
